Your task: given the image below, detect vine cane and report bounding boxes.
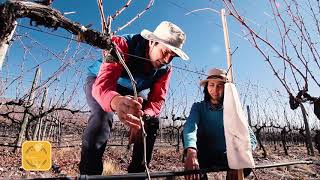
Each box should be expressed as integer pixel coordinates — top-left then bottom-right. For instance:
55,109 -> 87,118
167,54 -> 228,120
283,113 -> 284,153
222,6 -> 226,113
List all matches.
112,44 -> 151,180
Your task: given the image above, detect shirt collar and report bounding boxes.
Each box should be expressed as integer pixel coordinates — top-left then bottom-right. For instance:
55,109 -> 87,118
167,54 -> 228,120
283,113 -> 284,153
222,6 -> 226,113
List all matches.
205,100 -> 223,111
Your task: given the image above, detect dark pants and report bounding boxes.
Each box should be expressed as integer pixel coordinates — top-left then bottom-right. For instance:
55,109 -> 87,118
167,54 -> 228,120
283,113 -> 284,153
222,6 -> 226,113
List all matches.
79,76 -> 159,175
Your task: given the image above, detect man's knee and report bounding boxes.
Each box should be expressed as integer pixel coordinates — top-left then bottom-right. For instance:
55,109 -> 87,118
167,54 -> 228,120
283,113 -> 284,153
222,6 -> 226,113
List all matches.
82,111 -> 113,149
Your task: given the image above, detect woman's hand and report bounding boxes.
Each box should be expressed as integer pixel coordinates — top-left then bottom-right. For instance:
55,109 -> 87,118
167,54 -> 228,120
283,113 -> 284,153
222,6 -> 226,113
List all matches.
184,148 -> 200,180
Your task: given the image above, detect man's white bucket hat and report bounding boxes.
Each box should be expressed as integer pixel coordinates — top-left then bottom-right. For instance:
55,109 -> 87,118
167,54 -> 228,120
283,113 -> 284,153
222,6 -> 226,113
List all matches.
141,21 -> 189,60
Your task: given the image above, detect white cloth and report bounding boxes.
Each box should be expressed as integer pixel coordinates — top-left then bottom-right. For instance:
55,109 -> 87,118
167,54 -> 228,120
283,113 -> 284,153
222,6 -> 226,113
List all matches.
223,82 -> 255,169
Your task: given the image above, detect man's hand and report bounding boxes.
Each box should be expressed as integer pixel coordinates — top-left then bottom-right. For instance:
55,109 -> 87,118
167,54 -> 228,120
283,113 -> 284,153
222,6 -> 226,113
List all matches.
111,95 -> 144,129
184,148 -> 200,180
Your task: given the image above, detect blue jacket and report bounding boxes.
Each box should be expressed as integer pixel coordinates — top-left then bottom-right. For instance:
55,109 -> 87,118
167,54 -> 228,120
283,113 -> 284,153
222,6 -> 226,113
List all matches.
183,100 -> 257,153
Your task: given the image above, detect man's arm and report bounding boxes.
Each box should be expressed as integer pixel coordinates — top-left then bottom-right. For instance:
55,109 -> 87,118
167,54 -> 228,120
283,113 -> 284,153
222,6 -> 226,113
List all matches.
143,67 -> 173,117
92,62 -> 123,112
92,36 -> 128,112
92,36 -> 143,129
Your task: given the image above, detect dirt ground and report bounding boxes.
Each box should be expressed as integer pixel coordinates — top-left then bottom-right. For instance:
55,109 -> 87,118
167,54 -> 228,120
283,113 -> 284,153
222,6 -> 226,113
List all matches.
0,143 -> 319,179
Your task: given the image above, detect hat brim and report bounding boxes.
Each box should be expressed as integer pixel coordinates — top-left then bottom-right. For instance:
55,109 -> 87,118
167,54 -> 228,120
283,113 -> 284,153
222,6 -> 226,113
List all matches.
141,29 -> 189,60
200,78 -> 226,87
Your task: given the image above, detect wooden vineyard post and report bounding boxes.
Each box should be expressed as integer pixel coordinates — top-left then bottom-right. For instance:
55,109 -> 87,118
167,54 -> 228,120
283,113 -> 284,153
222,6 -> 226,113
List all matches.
221,8 -> 244,180
15,67 -> 41,152
33,88 -> 48,140
299,103 -> 314,156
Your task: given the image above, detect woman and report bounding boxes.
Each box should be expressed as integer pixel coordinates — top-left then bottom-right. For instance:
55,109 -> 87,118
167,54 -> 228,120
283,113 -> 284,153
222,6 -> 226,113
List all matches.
183,68 -> 256,180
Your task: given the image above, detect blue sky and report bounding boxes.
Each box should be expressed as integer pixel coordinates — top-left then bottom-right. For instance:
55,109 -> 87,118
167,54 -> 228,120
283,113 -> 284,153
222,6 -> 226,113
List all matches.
1,0 -> 319,126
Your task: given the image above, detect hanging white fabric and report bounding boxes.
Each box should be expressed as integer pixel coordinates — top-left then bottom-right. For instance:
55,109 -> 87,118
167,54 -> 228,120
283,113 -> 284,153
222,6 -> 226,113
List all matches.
223,82 -> 255,169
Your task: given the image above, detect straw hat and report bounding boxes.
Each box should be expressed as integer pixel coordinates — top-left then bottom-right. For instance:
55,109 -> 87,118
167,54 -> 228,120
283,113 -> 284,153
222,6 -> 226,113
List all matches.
141,21 -> 189,60
200,68 -> 227,86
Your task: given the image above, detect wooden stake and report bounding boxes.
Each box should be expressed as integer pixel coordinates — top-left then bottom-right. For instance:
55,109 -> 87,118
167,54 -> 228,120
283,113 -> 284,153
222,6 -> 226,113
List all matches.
300,103 -> 315,156
246,105 -> 252,127
33,88 -> 48,140
221,8 -> 244,180
15,67 -> 41,151
221,9 -> 234,83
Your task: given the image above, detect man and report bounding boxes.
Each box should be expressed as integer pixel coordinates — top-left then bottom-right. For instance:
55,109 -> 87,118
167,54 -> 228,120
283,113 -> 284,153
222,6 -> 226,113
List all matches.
79,21 -> 189,175
183,68 -> 256,180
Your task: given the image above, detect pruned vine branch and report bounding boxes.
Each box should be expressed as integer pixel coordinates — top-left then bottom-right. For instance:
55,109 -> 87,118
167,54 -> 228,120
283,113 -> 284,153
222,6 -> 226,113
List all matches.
0,0 -> 112,50
222,0 -> 320,120
113,0 -> 155,34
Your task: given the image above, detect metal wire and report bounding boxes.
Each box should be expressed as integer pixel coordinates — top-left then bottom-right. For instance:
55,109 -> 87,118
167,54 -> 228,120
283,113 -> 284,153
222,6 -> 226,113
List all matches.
17,24 -> 77,41
12,26 -> 289,94
16,24 -> 209,77
119,51 -> 208,76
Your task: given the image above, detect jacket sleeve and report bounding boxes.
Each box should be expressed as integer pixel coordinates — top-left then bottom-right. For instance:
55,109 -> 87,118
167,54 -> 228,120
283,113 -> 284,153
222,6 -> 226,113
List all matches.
183,103 -> 200,150
91,36 -> 128,112
143,67 -> 173,117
